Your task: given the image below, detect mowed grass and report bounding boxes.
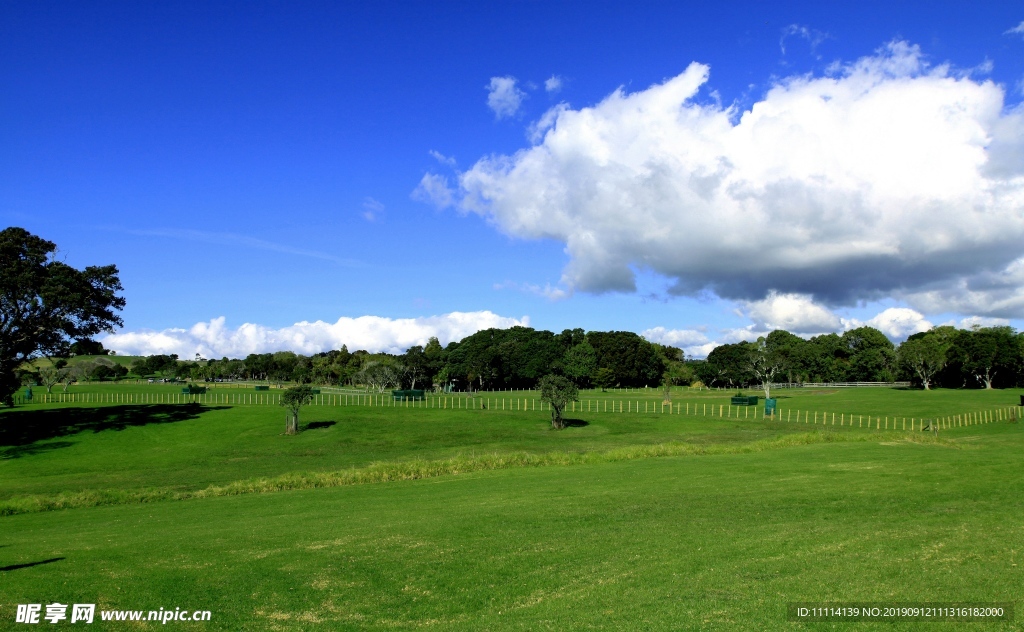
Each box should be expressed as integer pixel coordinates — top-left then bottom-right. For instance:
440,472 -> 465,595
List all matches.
1,423 -> 1021,630
1,388 -> 1021,629
2,385 -> 1020,503
0,401 -> 811,501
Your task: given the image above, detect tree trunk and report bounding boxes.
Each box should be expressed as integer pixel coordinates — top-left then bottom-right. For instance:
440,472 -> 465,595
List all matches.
285,411 -> 299,435
550,405 -> 565,430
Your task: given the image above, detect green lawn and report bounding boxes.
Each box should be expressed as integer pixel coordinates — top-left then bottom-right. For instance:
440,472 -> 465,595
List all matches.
1,426 -> 1020,630
0,389 -> 1021,629
0,402 -> 817,501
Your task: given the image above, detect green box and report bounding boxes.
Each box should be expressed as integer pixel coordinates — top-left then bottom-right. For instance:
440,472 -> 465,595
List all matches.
255,385 -> 269,391
730,396 -> 758,406
392,389 -> 426,401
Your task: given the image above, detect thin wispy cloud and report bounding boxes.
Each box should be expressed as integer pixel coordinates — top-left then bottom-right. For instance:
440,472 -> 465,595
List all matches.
361,197 -> 385,222
780,24 -> 830,56
429,150 -> 457,167
122,228 -> 364,267
493,280 -> 571,301
1005,20 -> 1024,37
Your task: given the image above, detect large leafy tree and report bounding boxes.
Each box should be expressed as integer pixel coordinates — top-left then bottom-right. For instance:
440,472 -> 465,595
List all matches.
897,326 -> 956,389
0,227 -> 124,405
586,331 -> 664,387
562,341 -> 597,386
947,326 -> 1020,389
841,327 -> 896,381
701,342 -> 754,388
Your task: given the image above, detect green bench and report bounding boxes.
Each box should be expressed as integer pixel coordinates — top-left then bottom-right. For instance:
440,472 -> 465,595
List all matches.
392,389 -> 426,401
730,396 -> 758,406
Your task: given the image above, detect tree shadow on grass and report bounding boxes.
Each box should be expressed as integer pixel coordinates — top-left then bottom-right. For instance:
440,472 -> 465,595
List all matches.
562,418 -> 589,428
0,557 -> 65,572
0,441 -> 75,460
0,404 -> 230,451
304,421 -> 336,430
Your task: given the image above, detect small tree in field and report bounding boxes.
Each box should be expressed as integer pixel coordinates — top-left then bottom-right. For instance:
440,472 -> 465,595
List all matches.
39,366 -> 61,393
539,374 -> 578,430
280,385 -> 315,435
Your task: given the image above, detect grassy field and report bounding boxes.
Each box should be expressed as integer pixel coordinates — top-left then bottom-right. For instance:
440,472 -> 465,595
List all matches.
1,389 -> 1021,629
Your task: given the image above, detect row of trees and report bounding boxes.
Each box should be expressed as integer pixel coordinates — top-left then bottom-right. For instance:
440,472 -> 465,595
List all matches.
695,325 -> 1024,395
36,324 -> 1023,396
22,322 -> 1024,398
30,327 -> 686,393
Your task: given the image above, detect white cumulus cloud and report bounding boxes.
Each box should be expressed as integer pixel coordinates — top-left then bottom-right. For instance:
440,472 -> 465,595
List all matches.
445,41 -> 1024,317
855,307 -> 933,340
486,76 -> 526,119
103,311 -> 529,358
642,326 -> 716,358
741,291 -> 842,334
545,75 -> 563,93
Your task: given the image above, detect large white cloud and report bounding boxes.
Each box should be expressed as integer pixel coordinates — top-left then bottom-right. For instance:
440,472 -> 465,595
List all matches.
441,42 -> 1024,316
103,311 -> 528,358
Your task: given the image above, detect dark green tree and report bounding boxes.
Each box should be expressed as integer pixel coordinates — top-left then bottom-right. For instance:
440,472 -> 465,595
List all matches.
586,331 -> 663,387
947,327 -> 1020,389
563,341 -> 597,386
703,342 -> 754,388
593,367 -> 615,391
841,327 -> 895,381
0,227 -> 124,405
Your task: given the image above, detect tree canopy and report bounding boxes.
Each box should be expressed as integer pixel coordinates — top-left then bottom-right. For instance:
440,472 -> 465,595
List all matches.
0,227 -> 124,405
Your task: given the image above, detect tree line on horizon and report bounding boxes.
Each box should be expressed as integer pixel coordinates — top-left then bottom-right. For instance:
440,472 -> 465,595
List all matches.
28,323 -> 1024,394
698,325 -> 1024,392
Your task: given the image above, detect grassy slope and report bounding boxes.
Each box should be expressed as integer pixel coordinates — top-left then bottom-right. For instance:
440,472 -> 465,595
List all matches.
0,403 -> 806,500
2,385 -> 1020,501
1,425 -> 1021,630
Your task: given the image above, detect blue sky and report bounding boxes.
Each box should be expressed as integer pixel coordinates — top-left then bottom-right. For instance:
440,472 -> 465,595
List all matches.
3,1 -> 1024,358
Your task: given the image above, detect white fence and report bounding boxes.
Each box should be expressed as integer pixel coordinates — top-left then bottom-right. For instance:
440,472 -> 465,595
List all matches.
771,382 -> 911,389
